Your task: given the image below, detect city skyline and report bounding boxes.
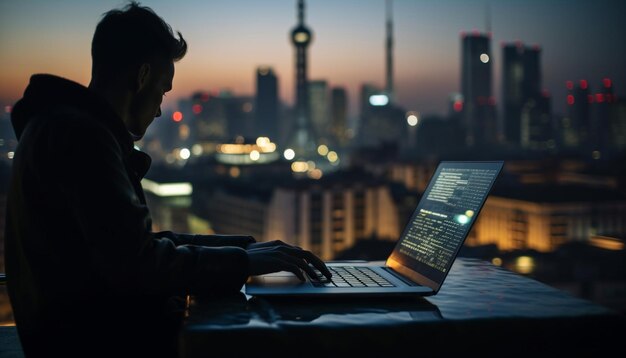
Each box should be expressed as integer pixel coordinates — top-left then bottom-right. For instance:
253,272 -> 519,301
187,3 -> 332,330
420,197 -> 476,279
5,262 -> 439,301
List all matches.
1,0 -> 625,118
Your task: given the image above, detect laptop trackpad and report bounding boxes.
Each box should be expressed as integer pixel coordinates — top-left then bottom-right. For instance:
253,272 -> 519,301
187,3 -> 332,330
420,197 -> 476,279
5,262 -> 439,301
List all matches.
261,271 -> 303,286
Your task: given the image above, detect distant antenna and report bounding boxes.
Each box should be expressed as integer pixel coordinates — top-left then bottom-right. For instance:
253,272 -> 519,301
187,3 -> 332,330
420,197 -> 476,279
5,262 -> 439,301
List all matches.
385,0 -> 394,102
485,1 -> 491,34
298,0 -> 304,24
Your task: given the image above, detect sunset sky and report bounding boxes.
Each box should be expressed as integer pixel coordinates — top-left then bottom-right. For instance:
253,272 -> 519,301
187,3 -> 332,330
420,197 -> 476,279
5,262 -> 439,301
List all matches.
1,0 -> 625,118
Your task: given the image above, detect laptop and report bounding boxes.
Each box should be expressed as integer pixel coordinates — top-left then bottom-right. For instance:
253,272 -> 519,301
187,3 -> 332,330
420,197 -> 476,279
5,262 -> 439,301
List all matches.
245,161 -> 504,297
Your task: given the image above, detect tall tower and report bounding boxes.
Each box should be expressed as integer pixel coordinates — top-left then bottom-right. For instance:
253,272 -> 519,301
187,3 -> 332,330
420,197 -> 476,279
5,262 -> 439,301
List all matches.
461,31 -> 496,146
255,66 -> 279,142
503,43 -> 542,146
385,0 -> 394,102
289,0 -> 317,158
331,87 -> 348,146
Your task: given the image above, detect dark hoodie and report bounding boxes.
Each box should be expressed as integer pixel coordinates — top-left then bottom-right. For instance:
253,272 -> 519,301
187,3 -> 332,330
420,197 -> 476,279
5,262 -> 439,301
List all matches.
5,74 -> 254,357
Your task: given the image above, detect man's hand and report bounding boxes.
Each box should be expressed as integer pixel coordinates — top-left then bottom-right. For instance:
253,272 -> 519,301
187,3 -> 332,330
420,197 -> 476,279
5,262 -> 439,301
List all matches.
247,240 -> 332,281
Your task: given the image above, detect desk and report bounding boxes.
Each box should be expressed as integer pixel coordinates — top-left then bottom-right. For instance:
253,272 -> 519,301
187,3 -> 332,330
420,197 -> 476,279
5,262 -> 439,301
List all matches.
180,258 -> 625,357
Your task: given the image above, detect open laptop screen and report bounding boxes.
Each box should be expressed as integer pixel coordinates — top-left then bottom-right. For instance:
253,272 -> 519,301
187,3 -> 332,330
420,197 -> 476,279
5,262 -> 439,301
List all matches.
389,161 -> 503,285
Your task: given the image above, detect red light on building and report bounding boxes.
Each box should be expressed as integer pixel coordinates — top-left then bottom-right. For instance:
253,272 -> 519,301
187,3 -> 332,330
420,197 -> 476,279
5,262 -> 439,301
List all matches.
453,101 -> 463,112
603,78 -> 612,88
566,81 -> 574,90
192,104 -> 203,114
172,111 -> 183,122
567,95 -> 575,105
580,80 -> 588,89
201,92 -> 210,102
4,105 -> 11,114
488,96 -> 496,106
542,89 -> 550,98
595,93 -> 605,103
588,95 -> 594,103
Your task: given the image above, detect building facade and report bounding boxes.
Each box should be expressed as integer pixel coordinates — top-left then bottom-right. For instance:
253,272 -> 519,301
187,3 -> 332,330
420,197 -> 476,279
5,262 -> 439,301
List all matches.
461,32 -> 497,146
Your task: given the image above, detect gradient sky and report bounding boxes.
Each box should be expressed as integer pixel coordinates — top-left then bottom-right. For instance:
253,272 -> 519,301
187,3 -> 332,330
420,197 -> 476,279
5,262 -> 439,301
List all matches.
1,0 -> 625,118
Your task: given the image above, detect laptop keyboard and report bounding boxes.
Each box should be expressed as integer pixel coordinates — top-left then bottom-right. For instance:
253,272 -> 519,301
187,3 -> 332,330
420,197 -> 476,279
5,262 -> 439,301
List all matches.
308,266 -> 395,288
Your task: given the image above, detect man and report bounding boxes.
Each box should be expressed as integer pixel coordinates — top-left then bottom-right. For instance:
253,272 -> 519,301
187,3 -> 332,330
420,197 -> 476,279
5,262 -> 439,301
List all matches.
5,2 -> 330,357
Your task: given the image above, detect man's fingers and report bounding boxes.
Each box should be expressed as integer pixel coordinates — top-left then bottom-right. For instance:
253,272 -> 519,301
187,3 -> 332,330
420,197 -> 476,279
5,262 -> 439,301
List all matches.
280,247 -> 332,280
282,248 -> 333,280
278,252 -> 318,280
283,262 -> 305,281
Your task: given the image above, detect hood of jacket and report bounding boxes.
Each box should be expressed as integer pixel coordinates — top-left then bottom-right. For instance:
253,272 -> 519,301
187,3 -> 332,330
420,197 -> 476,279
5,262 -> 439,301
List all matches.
11,73 -> 151,178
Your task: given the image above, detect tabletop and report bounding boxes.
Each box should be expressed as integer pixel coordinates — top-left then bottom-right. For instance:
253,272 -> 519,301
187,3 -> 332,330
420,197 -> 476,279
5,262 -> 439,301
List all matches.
180,258 -> 625,357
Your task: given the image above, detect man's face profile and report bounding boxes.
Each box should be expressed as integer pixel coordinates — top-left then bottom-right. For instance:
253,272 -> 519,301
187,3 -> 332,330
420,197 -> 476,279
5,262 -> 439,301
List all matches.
128,60 -> 175,138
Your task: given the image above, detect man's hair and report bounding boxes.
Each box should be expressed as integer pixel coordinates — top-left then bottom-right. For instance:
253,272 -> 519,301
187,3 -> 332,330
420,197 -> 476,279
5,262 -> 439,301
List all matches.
91,1 -> 187,79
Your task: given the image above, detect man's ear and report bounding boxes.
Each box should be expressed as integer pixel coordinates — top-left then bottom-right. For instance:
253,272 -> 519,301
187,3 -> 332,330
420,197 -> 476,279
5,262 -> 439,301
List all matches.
135,63 -> 151,93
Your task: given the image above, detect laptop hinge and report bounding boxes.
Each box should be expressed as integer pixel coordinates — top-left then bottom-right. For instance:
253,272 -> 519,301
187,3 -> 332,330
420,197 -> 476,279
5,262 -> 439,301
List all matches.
381,267 -> 419,286
386,256 -> 440,292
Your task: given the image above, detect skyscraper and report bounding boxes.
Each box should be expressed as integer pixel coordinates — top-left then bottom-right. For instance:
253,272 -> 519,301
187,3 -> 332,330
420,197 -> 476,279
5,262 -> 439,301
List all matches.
331,87 -> 348,147
461,31 -> 496,146
503,43 -> 542,146
568,80 -> 591,147
255,66 -> 279,142
385,0 -> 394,103
309,80 -> 329,142
289,0 -> 317,159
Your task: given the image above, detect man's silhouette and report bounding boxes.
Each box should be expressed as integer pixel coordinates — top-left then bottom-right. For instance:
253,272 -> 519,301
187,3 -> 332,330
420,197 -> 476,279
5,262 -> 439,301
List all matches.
4,2 -> 330,357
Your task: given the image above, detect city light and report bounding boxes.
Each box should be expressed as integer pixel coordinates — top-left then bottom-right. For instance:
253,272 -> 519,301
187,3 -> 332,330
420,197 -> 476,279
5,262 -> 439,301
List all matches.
294,32 -> 309,43
284,148 -> 295,160
179,148 -> 191,160
369,94 -> 389,106
327,151 -> 338,163
590,236 -> 624,250
172,111 -> 183,122
250,150 -> 260,161
229,166 -> 240,178
218,142 -> 276,155
308,168 -> 323,179
480,53 -> 490,63
317,144 -> 329,156
515,256 -> 535,275
407,113 -> 419,126
179,124 -> 190,140
191,144 -> 203,156
453,100 -> 463,112
256,137 -> 270,147
291,161 -> 308,172
141,179 -> 193,197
